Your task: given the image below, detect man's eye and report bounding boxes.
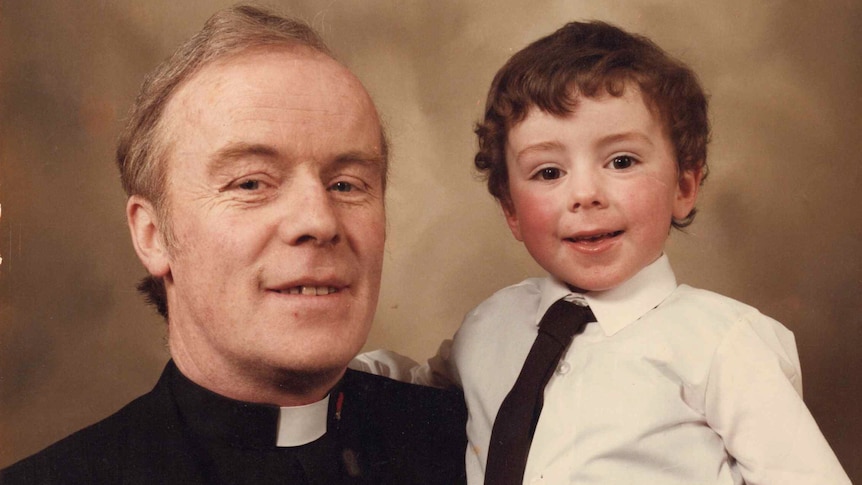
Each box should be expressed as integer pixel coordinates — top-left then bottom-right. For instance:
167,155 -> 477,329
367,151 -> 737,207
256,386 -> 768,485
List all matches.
330,181 -> 355,193
237,179 -> 260,190
610,156 -> 635,170
537,168 -> 562,180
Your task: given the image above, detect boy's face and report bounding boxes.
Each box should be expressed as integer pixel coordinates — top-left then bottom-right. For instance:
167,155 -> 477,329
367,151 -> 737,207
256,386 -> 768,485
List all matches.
503,87 -> 701,292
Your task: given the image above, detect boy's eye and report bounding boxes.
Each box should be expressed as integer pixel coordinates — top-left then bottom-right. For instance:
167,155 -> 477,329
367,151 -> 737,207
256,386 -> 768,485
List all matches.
610,156 -> 635,170
537,167 -> 562,180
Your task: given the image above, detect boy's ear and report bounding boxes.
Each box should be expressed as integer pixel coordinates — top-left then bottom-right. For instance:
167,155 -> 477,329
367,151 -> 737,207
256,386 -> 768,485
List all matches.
127,195 -> 171,278
673,167 -> 704,220
503,203 -> 525,242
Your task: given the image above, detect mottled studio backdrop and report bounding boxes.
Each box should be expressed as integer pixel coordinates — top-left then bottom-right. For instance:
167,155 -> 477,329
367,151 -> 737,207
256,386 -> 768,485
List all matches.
0,0 -> 860,479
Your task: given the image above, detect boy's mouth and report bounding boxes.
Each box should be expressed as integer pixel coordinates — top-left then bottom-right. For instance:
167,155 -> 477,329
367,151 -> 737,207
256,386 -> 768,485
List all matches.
566,230 -> 624,243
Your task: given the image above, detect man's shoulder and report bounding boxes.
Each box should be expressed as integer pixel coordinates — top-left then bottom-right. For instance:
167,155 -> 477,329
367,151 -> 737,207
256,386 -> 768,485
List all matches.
340,369 -> 467,484
0,388 -> 157,484
342,368 -> 465,424
0,366 -> 196,485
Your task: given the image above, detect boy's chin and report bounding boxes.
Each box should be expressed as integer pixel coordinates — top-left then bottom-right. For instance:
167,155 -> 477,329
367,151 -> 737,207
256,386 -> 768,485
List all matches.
553,271 -> 630,293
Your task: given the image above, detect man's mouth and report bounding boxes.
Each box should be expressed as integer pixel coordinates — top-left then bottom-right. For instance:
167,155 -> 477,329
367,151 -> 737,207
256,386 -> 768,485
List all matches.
566,230 -> 624,243
273,286 -> 339,296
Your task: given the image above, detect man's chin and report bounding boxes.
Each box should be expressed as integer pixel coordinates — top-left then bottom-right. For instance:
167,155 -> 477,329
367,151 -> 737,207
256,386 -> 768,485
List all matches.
268,362 -> 349,397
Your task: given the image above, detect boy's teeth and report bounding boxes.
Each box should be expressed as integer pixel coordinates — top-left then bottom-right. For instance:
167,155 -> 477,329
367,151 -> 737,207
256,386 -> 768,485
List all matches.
280,286 -> 337,295
572,231 -> 621,242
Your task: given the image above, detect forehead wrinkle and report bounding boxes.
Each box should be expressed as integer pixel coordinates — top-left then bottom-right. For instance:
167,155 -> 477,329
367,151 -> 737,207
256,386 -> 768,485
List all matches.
230,101 -> 350,117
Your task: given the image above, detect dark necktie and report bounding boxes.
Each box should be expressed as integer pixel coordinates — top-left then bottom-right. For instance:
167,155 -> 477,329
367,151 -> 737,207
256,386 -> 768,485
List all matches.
484,297 -> 594,485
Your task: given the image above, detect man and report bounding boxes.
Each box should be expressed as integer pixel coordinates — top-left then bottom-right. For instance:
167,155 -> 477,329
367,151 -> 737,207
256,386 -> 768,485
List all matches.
0,5 -> 466,484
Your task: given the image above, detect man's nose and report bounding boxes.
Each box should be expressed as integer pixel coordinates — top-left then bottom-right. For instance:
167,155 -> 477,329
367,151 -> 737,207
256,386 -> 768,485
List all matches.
277,179 -> 340,246
567,168 -> 607,211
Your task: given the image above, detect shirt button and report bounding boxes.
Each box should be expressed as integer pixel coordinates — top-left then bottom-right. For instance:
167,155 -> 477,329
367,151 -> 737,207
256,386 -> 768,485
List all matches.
556,361 -> 571,375
530,476 -> 544,485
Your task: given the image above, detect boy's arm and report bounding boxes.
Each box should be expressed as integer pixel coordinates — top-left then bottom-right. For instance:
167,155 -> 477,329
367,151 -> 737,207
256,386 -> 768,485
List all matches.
704,313 -> 850,484
349,340 -> 460,389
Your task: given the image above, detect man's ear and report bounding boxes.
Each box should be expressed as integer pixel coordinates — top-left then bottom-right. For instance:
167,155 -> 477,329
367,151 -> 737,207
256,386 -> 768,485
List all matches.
127,196 -> 171,278
673,167 -> 704,221
503,202 -> 525,242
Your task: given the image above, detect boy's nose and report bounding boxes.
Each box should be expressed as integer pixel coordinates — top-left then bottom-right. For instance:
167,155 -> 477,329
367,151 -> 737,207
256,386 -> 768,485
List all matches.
567,171 -> 607,211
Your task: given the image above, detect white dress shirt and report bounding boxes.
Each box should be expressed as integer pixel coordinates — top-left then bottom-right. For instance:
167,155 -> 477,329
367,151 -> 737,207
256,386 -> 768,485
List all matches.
353,255 -> 850,484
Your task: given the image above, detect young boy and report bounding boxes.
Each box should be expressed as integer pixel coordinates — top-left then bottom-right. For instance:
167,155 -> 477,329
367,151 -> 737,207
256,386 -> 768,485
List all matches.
354,21 -> 850,484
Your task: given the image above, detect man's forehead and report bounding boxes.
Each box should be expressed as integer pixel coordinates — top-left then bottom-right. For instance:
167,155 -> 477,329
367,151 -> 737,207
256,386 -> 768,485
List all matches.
172,47 -> 366,110
154,46 -> 385,181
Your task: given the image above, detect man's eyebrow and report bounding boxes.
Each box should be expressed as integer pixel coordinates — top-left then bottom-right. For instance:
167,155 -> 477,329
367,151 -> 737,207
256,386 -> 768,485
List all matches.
206,144 -> 386,177
207,142 -> 280,176
332,150 -> 387,168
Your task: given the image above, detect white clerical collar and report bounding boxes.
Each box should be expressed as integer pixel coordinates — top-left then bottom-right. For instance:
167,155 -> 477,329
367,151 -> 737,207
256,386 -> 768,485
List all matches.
275,394 -> 330,447
537,254 -> 678,337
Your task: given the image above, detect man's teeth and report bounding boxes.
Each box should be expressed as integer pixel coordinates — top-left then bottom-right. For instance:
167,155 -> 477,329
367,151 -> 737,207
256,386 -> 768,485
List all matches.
278,286 -> 338,295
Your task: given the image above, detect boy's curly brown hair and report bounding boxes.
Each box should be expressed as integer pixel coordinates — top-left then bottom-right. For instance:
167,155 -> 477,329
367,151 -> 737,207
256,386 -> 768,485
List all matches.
474,21 -> 709,228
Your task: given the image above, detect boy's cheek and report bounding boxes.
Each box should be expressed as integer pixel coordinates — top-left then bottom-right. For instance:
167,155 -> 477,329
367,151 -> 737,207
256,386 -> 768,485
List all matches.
505,191 -> 555,243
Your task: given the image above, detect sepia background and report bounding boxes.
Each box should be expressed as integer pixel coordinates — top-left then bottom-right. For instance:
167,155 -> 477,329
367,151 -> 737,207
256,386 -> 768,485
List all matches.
1,0 -> 860,479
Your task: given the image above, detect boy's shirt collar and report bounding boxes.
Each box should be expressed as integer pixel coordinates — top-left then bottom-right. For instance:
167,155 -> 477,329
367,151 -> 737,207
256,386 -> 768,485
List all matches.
537,254 -> 678,336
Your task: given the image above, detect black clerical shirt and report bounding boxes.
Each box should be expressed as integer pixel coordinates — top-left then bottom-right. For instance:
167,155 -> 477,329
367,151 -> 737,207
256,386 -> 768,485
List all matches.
166,362 -> 346,484
1,360 -> 467,484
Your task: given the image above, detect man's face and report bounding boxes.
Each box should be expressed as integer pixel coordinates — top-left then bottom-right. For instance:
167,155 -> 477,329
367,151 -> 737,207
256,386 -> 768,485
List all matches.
155,48 -> 386,397
504,87 -> 699,292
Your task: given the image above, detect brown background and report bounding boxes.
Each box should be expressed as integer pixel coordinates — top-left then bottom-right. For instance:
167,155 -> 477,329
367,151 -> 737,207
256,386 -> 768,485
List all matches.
1,0 -> 860,479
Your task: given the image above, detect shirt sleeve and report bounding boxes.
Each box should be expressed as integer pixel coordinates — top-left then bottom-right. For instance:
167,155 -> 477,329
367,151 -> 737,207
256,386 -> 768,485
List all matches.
348,340 -> 459,389
703,312 -> 850,484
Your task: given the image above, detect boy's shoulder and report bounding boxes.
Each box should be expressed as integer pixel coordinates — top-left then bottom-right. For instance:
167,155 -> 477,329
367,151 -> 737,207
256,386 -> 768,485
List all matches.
669,284 -> 760,316
454,277 -> 546,334
665,284 -> 771,325
481,277 -> 546,303
464,277 -> 548,321
658,285 -> 797,362
661,284 -> 803,396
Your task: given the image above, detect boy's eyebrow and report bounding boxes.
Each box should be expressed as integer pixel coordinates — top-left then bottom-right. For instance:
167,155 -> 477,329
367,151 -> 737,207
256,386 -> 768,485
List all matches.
514,141 -> 566,162
596,131 -> 655,148
514,132 -> 656,163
